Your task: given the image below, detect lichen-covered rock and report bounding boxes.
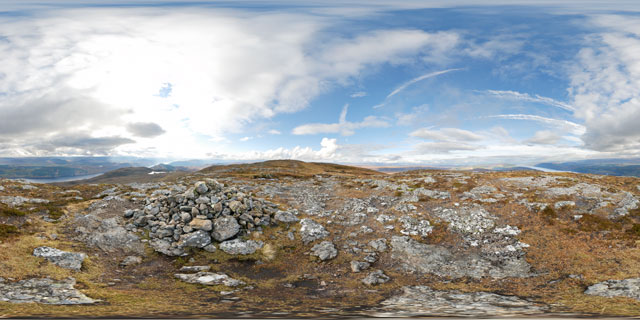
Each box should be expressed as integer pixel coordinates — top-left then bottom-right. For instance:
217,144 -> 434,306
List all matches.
174,272 -> 245,287
189,218 -> 213,231
368,238 -> 388,252
180,230 -> 212,248
362,270 -> 390,285
33,247 -> 86,271
585,278 -> 640,300
274,210 -> 299,223
379,286 -> 547,316
311,241 -> 337,261
299,218 -> 329,244
219,238 -> 264,255
351,261 -> 371,273
212,216 -> 240,242
0,277 -> 96,304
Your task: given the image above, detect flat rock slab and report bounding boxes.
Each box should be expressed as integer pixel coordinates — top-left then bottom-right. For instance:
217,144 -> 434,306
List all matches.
377,286 -> 546,317
0,277 -> 96,305
585,278 -> 640,300
219,239 -> 264,255
33,246 -> 86,270
174,272 -> 245,287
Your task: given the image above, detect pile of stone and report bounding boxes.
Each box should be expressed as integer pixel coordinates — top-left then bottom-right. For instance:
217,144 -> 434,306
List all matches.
124,179 -> 279,256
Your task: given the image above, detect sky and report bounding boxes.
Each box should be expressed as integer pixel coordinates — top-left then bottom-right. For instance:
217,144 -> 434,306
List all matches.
1,1 -> 639,166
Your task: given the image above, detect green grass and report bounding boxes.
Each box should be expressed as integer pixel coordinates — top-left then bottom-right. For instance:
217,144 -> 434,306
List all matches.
0,204 -> 27,217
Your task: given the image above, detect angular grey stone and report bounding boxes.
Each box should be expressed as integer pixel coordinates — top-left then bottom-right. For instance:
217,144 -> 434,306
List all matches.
379,286 -> 547,316
585,278 -> 640,300
351,260 -> 370,273
189,218 -> 213,231
219,238 -> 264,255
362,270 -> 390,285
368,238 -> 388,252
212,216 -> 240,241
299,218 -> 329,244
311,241 -> 337,261
274,210 -> 299,223
194,181 -> 209,195
180,230 -> 212,248
174,272 -> 244,287
33,247 -> 86,271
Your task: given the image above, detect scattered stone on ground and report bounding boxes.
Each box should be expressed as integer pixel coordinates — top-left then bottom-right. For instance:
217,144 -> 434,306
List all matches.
174,272 -> 245,287
299,218 -> 329,244
0,277 -> 96,304
362,270 -> 390,285
119,256 -> 142,267
378,286 -> 547,316
585,278 -> 640,300
310,241 -> 337,261
219,238 -> 264,255
32,247 -> 86,271
350,260 -> 370,273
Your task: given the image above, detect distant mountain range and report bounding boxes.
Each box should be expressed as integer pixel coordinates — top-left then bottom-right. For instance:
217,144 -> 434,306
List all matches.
535,158 -> 640,177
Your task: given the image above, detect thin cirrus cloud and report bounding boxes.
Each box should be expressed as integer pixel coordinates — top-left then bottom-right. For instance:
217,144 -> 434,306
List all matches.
487,114 -> 586,135
484,90 -> 575,112
373,68 -> 462,108
292,104 -> 389,136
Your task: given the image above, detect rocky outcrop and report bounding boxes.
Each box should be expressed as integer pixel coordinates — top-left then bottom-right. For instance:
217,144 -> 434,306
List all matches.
0,277 -> 96,304
75,212 -> 144,254
362,270 -> 390,285
33,247 -> 86,270
585,278 -> 640,300
219,239 -> 263,255
378,286 -> 546,316
390,236 -> 531,279
124,179 -> 279,256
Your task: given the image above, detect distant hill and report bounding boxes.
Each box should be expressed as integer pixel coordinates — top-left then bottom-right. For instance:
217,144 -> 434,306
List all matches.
536,159 -> 640,177
199,160 -> 382,178
58,167 -> 185,186
0,157 -> 156,179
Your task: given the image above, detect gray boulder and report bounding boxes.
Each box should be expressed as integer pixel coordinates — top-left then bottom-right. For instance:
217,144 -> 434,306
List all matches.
219,238 -> 264,255
180,230 -> 212,248
299,218 -> 329,244
275,210 -> 299,223
33,247 -> 86,271
368,238 -> 388,252
585,278 -> 640,300
212,216 -> 240,242
311,241 -> 337,261
194,181 -> 209,195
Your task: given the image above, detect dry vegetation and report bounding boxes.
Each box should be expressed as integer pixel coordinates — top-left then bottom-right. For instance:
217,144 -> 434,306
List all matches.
1,161 -> 640,317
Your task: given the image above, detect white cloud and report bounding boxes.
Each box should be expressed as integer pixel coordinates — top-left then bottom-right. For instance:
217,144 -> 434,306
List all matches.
487,114 -> 586,135
484,90 -> 575,112
386,68 -> 462,99
268,129 -> 282,135
410,127 -> 484,142
567,15 -> 640,152
292,104 -> 389,136
240,136 -> 252,142
0,7 -> 454,156
524,130 -> 561,145
350,91 -> 367,98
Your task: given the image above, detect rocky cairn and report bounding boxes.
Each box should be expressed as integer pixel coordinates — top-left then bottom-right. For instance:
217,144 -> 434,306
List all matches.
124,179 -> 279,256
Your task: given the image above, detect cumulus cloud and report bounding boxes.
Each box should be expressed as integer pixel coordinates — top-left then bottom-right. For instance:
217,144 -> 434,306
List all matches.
267,129 -> 281,135
0,7 -> 456,156
568,15 -> 640,152
292,104 -> 389,136
126,122 -> 166,138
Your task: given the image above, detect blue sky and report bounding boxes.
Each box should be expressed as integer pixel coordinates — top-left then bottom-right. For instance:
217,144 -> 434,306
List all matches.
1,1 -> 639,165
